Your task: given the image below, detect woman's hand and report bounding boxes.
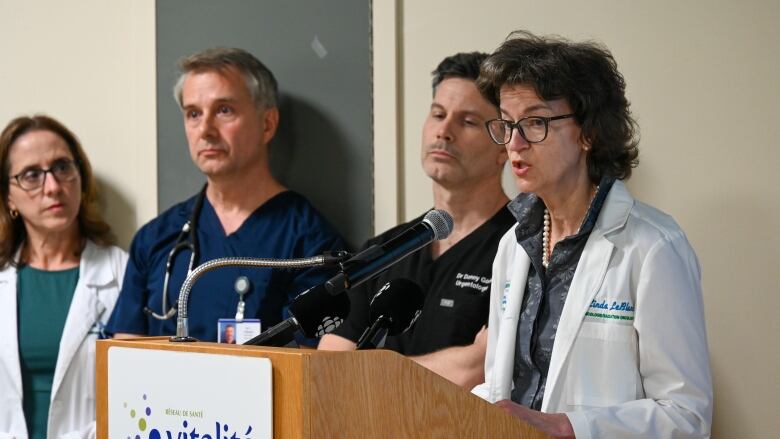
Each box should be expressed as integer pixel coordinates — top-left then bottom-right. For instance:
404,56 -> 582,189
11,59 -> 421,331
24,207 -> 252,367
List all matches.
495,399 -> 575,438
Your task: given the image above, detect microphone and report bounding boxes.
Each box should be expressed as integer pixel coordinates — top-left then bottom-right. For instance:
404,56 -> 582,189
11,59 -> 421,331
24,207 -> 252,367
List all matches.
243,284 -> 349,347
356,278 -> 424,350
325,209 -> 453,295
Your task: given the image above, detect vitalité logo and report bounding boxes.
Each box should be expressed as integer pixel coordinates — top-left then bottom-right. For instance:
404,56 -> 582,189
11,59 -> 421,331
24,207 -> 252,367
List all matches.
121,393 -> 152,439
121,393 -> 254,439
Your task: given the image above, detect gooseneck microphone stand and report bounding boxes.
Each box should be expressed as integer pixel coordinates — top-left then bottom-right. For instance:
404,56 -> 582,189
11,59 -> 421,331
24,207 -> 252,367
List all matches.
170,252 -> 350,342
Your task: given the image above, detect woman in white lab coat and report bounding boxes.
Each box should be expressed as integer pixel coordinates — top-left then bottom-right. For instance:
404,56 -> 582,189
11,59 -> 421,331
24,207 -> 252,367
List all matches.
472,31 -> 712,438
0,115 -> 127,439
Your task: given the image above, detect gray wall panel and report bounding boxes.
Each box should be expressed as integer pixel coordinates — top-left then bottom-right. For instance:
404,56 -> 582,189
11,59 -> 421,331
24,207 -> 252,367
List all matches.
156,0 -> 372,249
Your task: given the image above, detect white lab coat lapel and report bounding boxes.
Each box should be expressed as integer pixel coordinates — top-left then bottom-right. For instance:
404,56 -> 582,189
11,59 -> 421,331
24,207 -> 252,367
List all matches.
541,181 -> 634,412
50,241 -> 113,405
488,240 -> 531,402
0,265 -> 22,397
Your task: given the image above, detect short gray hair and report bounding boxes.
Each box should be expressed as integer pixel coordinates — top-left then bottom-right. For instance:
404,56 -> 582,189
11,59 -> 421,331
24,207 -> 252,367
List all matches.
173,47 -> 278,109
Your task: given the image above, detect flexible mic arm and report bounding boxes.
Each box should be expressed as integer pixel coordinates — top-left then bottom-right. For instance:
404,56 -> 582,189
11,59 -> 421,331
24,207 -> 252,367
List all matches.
170,251 -> 350,342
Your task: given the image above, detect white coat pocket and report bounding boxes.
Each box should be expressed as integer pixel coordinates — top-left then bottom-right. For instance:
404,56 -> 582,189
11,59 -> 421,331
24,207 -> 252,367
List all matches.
564,321 -> 641,408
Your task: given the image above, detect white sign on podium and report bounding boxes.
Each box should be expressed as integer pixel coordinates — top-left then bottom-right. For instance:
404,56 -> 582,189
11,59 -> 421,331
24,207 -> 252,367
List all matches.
107,347 -> 272,439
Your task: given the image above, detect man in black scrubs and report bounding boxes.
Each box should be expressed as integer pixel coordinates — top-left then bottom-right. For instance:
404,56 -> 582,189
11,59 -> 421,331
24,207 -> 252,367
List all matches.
319,53 -> 515,389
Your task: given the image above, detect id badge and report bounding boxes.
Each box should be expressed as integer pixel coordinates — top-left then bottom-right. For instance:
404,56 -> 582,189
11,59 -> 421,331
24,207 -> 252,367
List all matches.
217,318 -> 261,344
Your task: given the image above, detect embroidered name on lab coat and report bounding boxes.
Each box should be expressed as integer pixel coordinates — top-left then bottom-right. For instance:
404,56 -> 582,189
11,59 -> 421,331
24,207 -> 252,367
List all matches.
585,299 -> 635,321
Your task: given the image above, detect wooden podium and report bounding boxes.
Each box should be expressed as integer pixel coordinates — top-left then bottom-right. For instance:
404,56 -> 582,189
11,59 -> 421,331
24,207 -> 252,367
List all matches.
96,337 -> 548,438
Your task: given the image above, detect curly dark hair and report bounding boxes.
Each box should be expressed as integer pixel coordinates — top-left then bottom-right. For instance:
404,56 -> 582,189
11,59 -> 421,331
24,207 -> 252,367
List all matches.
478,30 -> 639,182
0,115 -> 113,268
431,52 -> 489,94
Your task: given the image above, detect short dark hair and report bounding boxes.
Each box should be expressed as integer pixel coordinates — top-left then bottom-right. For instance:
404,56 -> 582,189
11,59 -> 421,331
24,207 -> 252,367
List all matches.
0,115 -> 113,268
431,52 -> 489,94
478,30 -> 639,182
173,47 -> 279,109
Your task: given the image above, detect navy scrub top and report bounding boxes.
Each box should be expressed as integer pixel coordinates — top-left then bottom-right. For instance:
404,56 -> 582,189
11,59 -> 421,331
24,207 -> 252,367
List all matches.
106,191 -> 346,342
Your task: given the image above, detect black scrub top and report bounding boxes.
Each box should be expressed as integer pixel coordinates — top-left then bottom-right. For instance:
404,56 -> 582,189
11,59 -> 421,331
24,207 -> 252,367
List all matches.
334,207 -> 515,355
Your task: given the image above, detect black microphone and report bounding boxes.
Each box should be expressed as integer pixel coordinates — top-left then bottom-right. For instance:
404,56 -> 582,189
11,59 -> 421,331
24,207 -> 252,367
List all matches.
243,284 -> 349,347
325,209 -> 453,295
356,279 -> 424,350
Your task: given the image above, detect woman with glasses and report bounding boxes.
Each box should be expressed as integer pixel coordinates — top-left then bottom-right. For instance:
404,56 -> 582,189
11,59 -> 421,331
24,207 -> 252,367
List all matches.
471,31 -> 712,438
0,115 -> 127,438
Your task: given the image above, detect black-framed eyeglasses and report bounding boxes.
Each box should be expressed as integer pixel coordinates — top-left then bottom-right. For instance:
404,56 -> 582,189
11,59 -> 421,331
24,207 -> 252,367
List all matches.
485,114 -> 576,145
9,159 -> 80,192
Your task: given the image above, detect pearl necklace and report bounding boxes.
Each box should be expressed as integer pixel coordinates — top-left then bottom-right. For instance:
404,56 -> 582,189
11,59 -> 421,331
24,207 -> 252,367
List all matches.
542,185 -> 599,269
542,210 -> 552,268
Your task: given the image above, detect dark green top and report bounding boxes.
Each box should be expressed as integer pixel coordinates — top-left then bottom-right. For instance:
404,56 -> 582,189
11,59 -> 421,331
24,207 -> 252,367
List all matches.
17,265 -> 79,439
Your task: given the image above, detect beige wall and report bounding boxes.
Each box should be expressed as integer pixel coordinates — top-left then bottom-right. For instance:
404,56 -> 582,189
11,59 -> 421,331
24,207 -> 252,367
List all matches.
3,1 -> 778,436
373,0 -> 779,437
1,0 -> 157,249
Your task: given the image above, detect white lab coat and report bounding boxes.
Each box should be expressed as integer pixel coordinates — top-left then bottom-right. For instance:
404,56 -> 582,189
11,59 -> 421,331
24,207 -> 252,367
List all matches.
473,181 -> 713,438
0,241 -> 127,439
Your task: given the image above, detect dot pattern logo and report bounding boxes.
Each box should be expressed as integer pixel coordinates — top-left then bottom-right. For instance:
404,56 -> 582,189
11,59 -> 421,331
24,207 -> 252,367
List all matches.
122,393 -> 152,439
119,392 -> 255,439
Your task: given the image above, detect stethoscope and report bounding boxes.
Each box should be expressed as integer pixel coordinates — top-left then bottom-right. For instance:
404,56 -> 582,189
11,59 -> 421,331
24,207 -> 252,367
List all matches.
143,184 -> 207,320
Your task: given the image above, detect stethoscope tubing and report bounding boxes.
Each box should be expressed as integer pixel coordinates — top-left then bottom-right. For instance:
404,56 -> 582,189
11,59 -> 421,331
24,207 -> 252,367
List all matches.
143,184 -> 207,320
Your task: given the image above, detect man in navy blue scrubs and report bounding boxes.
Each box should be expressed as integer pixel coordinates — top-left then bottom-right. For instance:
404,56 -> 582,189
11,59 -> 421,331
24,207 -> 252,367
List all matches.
107,48 -> 345,342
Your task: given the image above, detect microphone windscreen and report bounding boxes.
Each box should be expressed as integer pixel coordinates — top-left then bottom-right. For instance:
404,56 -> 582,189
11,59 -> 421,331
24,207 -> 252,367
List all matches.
369,278 -> 424,335
289,284 -> 351,338
423,209 -> 454,240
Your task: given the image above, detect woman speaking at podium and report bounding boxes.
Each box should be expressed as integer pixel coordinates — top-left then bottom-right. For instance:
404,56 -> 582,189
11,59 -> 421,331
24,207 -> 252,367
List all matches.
0,115 -> 127,438
473,31 -> 712,438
